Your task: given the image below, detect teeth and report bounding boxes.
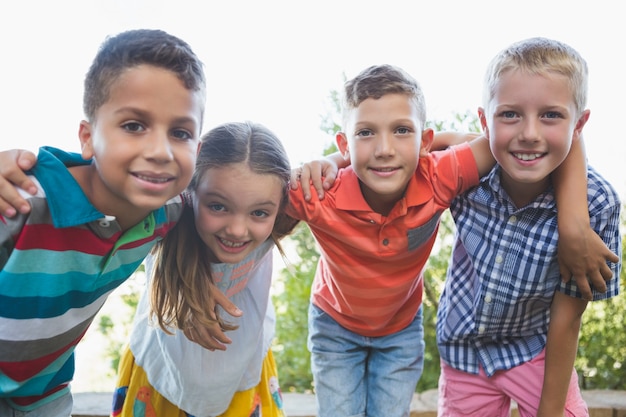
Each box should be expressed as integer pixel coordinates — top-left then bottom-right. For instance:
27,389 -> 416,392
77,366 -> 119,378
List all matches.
219,238 -> 245,248
513,153 -> 543,161
136,175 -> 170,183
374,167 -> 394,172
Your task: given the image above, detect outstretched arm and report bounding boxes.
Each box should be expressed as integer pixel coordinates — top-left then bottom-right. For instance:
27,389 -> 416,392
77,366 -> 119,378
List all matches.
552,137 -> 619,300
0,149 -> 38,216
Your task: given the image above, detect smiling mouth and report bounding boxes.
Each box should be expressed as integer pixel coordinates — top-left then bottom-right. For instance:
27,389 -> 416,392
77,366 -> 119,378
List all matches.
133,174 -> 173,183
218,237 -> 247,248
512,152 -> 544,161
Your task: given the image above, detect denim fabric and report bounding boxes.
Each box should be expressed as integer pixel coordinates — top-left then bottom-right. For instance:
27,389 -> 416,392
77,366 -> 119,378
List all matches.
308,303 -> 425,417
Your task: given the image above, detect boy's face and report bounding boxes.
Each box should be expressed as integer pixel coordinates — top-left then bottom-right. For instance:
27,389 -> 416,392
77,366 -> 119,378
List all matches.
78,65 -> 203,222
336,93 -> 432,215
479,70 -> 589,205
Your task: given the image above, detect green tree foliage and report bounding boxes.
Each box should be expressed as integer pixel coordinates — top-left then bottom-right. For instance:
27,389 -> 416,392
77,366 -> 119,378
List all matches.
272,223 -> 317,393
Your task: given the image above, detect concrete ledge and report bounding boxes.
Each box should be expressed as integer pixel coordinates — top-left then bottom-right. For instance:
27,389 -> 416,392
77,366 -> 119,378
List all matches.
72,390 -> 626,417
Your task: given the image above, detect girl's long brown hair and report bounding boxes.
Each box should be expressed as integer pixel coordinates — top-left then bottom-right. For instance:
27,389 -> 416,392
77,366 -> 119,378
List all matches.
150,121 -> 299,333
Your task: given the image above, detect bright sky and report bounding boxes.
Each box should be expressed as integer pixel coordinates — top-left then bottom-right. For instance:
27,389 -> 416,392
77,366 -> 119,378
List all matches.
1,0 -> 624,198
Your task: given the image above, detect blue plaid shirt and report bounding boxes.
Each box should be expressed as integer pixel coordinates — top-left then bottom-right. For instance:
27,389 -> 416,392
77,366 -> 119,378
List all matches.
436,165 -> 622,376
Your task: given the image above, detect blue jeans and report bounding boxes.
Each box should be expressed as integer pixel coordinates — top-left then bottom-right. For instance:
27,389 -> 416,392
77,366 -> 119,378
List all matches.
308,303 -> 425,417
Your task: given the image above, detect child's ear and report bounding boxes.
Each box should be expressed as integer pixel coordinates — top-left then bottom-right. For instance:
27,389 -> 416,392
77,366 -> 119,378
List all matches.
336,132 -> 350,160
419,128 -> 434,157
478,107 -> 490,139
78,120 -> 95,160
573,109 -> 590,140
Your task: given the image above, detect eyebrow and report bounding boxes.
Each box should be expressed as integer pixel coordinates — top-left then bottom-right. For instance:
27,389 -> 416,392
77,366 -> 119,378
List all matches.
200,192 -> 279,208
114,107 -> 200,126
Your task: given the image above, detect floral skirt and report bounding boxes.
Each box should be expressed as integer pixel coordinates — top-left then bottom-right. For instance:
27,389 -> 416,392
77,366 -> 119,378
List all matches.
111,345 -> 285,417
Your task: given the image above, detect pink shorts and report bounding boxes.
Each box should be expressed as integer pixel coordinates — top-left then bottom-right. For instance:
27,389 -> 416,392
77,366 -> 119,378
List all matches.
437,349 -> 588,417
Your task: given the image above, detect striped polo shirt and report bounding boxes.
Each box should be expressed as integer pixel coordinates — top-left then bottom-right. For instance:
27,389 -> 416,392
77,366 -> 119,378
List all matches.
0,147 -> 183,411
286,143 -> 479,337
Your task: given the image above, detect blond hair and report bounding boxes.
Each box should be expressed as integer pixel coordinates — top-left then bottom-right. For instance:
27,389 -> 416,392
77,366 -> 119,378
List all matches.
482,37 -> 588,115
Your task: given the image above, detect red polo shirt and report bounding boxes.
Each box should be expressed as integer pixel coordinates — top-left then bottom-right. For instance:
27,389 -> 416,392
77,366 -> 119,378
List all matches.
286,143 -> 479,337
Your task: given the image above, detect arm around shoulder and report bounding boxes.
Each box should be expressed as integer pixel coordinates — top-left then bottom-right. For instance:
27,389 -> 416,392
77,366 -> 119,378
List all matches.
552,136 -> 619,299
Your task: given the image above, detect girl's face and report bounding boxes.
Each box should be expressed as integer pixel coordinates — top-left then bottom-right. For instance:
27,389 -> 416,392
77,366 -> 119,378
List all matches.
192,162 -> 284,264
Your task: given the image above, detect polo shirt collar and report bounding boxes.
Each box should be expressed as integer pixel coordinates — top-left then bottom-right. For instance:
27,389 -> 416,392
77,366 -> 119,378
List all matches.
334,166 -> 432,212
30,146 -> 105,228
484,165 -> 556,210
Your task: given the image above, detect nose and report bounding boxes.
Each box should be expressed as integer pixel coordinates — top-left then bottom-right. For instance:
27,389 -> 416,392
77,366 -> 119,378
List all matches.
225,214 -> 248,238
374,133 -> 395,157
521,120 -> 540,143
145,130 -> 174,163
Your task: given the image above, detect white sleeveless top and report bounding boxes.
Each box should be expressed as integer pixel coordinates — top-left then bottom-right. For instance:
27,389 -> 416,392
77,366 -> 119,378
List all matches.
130,239 -> 276,416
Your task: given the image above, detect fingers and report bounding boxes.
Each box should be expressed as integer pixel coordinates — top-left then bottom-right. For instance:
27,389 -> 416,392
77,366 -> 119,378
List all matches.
0,150 -> 38,217
290,160 -> 333,201
557,226 -> 619,300
558,262 -> 572,284
303,162 -> 326,200
290,166 -> 313,201
0,182 -> 28,218
562,256 -> 616,301
321,171 -> 337,192
183,283 -> 242,351
17,150 -> 38,173
213,287 -> 242,318
603,248 -> 620,264
586,271 -> 608,293
289,167 -> 302,190
184,324 -> 231,351
572,275 -> 595,302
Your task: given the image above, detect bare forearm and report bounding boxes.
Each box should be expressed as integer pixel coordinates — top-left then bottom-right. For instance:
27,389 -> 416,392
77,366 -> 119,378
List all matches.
538,293 -> 587,416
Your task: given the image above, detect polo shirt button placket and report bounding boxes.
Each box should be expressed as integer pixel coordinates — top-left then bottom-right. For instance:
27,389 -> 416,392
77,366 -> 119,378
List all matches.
98,215 -> 116,228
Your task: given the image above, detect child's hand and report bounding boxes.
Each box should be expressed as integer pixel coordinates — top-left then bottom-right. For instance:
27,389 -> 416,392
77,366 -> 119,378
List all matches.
558,225 -> 619,300
290,157 -> 340,201
0,149 -> 38,217
183,284 -> 243,351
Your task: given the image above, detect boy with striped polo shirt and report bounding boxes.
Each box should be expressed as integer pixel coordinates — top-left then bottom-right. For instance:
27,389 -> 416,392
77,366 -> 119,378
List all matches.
0,29 -> 205,416
288,63 -> 612,417
436,37 -> 621,416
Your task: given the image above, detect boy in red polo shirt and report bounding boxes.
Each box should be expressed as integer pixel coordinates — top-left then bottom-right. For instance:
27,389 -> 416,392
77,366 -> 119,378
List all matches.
285,64 -> 495,417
